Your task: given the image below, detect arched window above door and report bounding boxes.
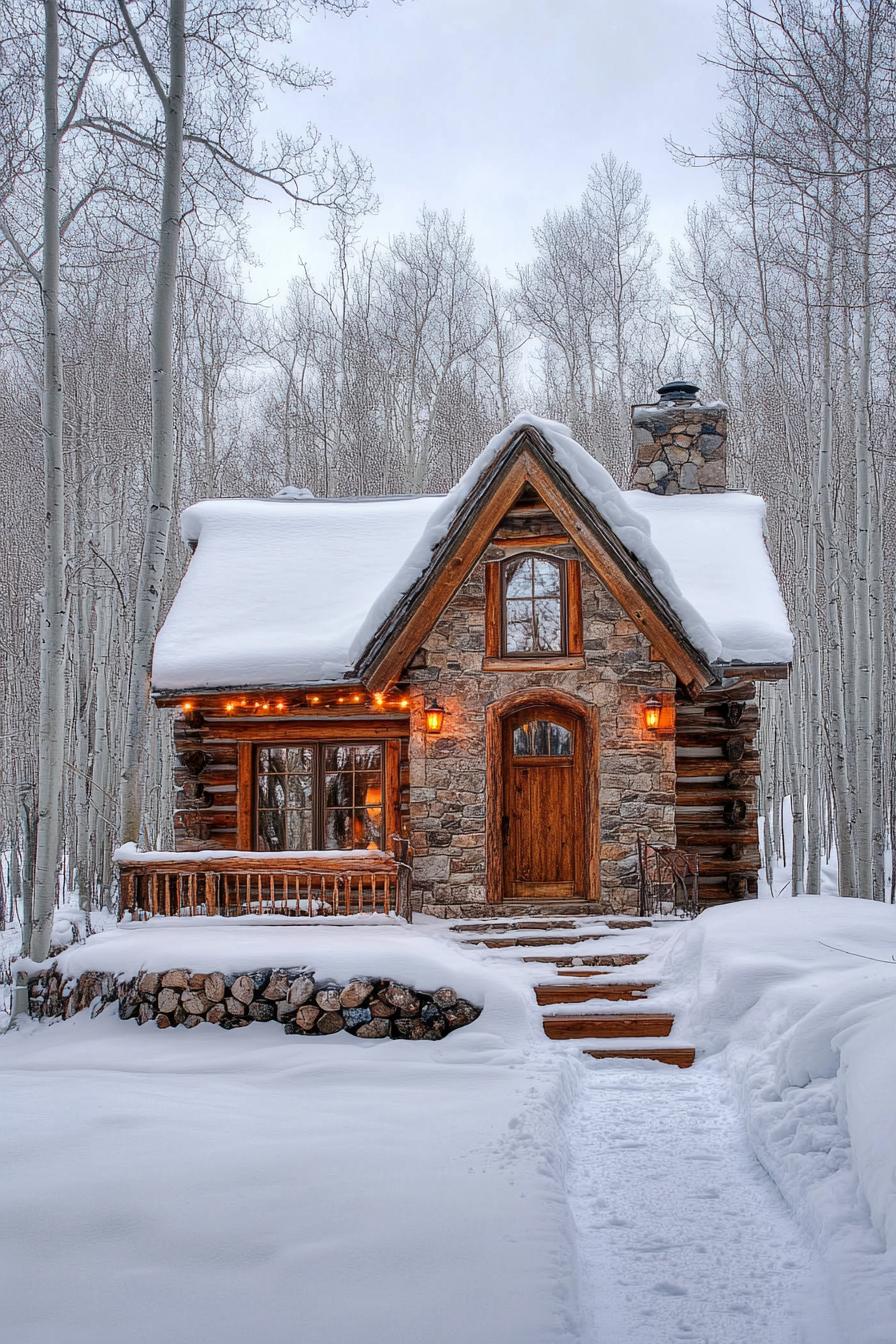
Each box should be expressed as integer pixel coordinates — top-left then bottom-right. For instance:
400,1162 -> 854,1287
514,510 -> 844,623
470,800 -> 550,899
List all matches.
512,719 -> 573,757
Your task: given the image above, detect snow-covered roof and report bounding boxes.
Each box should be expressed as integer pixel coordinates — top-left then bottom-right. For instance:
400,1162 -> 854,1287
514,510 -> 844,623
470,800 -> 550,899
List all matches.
152,413 -> 792,692
153,493 -> 440,690
623,491 -> 792,666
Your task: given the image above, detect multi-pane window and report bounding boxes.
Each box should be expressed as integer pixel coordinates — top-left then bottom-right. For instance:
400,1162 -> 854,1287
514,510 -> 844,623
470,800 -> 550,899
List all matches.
512,719 -> 574,757
256,743 -> 384,852
256,747 -> 314,850
502,554 -> 566,655
323,745 -> 383,849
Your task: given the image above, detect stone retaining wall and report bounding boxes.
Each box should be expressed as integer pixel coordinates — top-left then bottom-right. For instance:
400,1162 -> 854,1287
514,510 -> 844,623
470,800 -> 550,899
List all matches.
27,966 -> 481,1040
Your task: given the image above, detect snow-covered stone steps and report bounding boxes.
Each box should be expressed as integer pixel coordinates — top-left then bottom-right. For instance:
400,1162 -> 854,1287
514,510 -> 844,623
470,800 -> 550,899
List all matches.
535,981 -> 657,1004
543,1012 -> 675,1040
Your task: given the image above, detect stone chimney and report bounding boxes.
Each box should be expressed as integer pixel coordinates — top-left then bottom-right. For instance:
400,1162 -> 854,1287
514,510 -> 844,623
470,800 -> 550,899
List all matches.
629,380 -> 728,495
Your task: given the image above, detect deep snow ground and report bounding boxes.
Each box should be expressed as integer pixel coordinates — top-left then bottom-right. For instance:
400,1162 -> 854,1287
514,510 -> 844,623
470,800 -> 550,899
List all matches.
568,1059 -> 840,1344
0,1013 -> 581,1344
4,901 -> 896,1344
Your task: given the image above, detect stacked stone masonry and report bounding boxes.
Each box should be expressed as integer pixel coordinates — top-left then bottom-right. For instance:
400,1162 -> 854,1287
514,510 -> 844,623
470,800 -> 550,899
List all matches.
407,536 -> 677,915
629,402 -> 728,495
28,965 -> 481,1039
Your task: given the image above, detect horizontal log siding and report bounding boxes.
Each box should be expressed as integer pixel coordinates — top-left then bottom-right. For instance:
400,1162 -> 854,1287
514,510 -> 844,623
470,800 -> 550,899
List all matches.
674,679 -> 761,905
172,713 -> 410,852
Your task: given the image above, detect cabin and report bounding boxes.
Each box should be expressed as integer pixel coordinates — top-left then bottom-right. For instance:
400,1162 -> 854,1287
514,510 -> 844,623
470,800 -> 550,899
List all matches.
122,382 -> 792,921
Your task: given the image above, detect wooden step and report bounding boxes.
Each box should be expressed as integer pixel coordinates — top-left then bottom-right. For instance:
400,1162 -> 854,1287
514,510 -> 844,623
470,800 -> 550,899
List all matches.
535,982 -> 656,1005
583,1044 -> 695,1068
450,919 -> 582,933
543,1012 -> 674,1040
520,953 -> 648,967
461,932 -> 614,949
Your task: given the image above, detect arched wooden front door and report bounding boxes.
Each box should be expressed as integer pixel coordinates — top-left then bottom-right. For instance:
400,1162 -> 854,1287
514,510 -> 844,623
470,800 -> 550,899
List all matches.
501,704 -> 585,901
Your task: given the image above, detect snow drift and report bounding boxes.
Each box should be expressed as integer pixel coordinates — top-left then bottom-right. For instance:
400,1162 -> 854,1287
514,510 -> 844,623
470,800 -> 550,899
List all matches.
0,918 -> 583,1343
658,898 -> 896,1343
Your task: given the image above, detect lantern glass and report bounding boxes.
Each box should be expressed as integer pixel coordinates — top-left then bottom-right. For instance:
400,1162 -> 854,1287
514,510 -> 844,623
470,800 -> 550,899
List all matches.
425,703 -> 445,734
644,697 -> 661,732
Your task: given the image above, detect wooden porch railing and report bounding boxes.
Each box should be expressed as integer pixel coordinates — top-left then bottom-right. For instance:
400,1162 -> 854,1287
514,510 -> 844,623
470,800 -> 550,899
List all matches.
118,838 -> 414,922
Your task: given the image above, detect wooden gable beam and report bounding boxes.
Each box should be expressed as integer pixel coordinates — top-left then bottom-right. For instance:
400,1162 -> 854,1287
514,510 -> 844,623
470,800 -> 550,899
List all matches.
513,450 -> 713,694
360,453 -> 533,690
358,429 -> 715,695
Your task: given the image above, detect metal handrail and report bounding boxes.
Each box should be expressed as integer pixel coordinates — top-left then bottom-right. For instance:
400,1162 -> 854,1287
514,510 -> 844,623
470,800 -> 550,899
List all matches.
637,835 -> 700,919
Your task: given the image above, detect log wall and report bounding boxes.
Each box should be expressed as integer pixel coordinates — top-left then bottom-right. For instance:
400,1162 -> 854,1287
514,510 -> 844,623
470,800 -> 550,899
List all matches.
674,677 -> 761,906
172,711 -> 411,851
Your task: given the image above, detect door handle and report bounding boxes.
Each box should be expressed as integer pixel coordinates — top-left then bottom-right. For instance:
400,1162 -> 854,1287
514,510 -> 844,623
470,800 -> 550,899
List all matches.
501,814 -> 510,845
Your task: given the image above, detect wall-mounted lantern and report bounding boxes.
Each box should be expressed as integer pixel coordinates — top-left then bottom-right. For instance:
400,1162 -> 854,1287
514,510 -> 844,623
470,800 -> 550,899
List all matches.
643,695 -> 662,733
425,701 -> 445,734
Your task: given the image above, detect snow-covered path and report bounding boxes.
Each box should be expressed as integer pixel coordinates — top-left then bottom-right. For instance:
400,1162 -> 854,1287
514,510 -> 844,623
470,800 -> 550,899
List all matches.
567,1060 -> 842,1344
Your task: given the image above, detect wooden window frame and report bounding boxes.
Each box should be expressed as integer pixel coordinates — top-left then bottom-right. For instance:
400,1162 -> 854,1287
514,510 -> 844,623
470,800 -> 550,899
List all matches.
484,552 -> 584,668
252,740 -> 388,852
501,552 -> 568,658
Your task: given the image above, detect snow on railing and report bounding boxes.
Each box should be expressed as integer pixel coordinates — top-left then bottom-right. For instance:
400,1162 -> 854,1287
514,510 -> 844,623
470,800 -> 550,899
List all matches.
115,838 -> 414,922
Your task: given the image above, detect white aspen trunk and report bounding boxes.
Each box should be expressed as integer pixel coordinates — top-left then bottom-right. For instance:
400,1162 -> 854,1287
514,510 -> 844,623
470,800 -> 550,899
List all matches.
118,0 -> 186,844
870,456 -> 886,901
8,790 -> 24,930
786,647 -> 805,894
818,223 -> 856,899
89,585 -> 112,903
19,783 -> 36,951
805,493 -> 823,892
852,167 -> 874,897
25,0 -> 67,1001
74,684 -> 91,910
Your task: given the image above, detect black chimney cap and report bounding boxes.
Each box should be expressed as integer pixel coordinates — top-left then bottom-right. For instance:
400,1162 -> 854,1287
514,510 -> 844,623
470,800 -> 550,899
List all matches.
657,379 -> 700,403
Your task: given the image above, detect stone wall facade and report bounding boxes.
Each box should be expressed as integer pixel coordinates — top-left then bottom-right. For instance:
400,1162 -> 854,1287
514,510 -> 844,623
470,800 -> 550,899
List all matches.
406,543 -> 677,917
630,401 -> 728,495
28,965 -> 481,1039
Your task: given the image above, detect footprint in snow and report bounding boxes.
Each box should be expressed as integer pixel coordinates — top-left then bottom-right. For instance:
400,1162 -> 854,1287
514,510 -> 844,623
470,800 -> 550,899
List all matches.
653,1281 -> 689,1296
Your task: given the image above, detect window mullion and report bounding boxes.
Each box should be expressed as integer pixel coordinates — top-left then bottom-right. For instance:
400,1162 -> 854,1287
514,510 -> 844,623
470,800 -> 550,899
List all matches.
314,744 -> 323,850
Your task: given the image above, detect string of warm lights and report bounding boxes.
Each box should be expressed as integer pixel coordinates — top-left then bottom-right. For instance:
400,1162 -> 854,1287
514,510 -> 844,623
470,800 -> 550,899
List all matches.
179,690 -> 413,717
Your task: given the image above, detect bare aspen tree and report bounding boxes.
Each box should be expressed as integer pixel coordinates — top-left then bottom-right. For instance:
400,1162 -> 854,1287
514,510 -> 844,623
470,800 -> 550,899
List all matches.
118,0 -> 186,846
108,0 -> 371,843
28,0 -> 66,973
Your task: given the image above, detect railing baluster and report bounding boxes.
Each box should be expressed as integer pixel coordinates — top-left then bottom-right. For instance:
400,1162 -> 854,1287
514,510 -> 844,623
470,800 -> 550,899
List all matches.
118,855 -> 411,924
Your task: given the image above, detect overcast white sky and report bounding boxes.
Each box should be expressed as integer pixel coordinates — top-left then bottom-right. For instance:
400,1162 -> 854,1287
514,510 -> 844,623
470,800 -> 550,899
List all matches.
245,0 -> 725,299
